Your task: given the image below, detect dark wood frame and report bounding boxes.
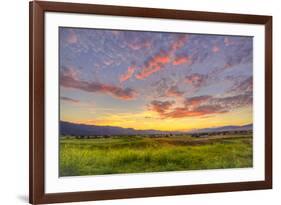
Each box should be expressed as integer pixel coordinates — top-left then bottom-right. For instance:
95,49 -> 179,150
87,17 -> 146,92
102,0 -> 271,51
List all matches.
29,1 -> 272,204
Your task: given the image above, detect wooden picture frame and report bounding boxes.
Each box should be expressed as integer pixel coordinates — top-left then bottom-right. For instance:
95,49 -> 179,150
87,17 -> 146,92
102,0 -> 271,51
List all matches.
29,1 -> 272,204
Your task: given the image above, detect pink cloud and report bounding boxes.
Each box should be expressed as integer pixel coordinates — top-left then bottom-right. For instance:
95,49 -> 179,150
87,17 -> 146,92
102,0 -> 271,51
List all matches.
224,37 -> 236,46
134,35 -> 189,80
119,65 -> 135,83
66,30 -> 78,44
149,93 -> 251,119
135,52 -> 170,80
61,67 -> 137,100
212,46 -> 220,53
128,40 -> 152,50
170,35 -> 188,53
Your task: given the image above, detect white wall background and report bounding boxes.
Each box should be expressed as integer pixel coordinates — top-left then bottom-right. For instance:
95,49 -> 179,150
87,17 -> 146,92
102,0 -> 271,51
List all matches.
0,0 -> 279,204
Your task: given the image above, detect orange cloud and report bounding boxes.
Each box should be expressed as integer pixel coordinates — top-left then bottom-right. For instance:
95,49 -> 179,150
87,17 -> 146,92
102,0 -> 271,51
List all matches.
163,106 -> 223,118
149,100 -> 175,114
166,86 -> 184,97
61,67 -> 138,100
173,56 -> 191,65
135,52 -> 170,79
185,95 -> 211,107
119,65 -> 135,83
149,93 -> 252,119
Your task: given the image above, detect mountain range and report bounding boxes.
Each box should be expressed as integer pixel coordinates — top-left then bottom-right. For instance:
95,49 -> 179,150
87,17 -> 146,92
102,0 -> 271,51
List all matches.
60,121 -> 252,136
188,124 -> 253,133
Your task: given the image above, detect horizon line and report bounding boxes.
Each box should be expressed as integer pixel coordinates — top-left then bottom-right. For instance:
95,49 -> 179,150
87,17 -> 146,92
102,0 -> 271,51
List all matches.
60,120 -> 253,132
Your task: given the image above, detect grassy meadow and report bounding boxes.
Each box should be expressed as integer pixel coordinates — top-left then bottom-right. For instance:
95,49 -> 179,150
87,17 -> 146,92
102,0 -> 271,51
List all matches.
59,133 -> 253,176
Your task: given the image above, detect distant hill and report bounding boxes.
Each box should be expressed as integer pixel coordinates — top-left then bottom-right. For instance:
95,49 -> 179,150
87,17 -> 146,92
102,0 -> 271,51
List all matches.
60,121 -> 253,136
60,121 -> 175,136
188,124 -> 253,134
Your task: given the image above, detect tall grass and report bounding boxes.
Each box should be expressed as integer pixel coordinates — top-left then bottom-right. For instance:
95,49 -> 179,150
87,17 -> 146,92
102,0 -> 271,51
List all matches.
59,135 -> 253,176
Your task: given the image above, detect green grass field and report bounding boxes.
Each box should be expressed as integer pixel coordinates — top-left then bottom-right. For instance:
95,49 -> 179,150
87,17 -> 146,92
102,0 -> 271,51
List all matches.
59,134 -> 253,176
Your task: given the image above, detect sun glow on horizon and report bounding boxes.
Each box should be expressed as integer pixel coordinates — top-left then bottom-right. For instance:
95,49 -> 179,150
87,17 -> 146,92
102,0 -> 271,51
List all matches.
61,106 -> 252,132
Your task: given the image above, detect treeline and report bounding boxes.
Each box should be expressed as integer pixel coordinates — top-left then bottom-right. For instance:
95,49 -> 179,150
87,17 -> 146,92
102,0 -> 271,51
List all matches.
190,130 -> 252,138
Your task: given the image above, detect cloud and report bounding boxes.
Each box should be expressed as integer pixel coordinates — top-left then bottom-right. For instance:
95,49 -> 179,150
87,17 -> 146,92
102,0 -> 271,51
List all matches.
185,73 -> 208,88
224,40 -> 253,68
173,56 -> 192,65
61,66 -> 80,80
134,35 -> 189,80
127,40 -> 152,50
224,37 -> 236,46
103,59 -> 115,66
184,95 -> 211,107
150,77 -> 175,98
60,96 -> 80,103
66,30 -> 78,44
212,46 -> 220,53
169,35 -> 188,53
163,105 -> 226,118
60,67 -> 138,100
166,85 -> 184,97
149,100 -> 175,114
213,94 -> 252,110
111,30 -> 120,36
230,77 -> 253,94
149,93 -> 252,119
135,51 -> 170,79
119,65 -> 135,83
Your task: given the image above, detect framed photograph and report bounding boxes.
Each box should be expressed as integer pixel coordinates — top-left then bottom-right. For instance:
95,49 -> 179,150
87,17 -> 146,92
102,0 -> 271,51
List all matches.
29,1 -> 272,204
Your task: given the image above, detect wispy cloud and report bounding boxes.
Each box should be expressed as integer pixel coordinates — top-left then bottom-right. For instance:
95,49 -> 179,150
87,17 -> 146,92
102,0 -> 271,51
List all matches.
229,77 -> 253,94
61,66 -> 138,100
172,55 -> 191,65
149,94 -> 252,119
165,85 -> 184,97
60,96 -> 80,103
127,40 -> 152,50
119,65 -> 135,83
185,95 -> 211,107
185,73 -> 208,88
224,39 -> 253,68
169,35 -> 188,53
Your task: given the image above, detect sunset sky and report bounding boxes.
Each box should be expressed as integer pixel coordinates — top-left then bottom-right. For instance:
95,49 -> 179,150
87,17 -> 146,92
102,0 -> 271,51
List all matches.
59,27 -> 253,131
